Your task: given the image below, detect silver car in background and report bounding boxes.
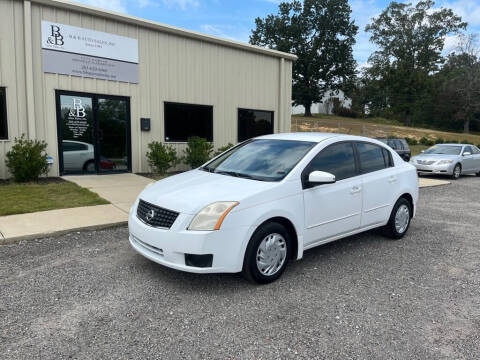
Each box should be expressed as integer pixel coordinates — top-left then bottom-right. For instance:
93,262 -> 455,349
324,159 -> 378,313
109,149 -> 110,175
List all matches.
411,144 -> 480,179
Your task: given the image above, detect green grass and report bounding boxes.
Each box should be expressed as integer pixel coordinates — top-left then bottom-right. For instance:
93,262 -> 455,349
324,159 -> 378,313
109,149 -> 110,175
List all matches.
410,144 -> 429,156
0,180 -> 109,216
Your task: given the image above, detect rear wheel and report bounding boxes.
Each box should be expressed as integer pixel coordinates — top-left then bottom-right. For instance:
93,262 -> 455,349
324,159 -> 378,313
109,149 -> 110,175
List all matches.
383,198 -> 412,240
242,222 -> 291,284
451,164 -> 461,180
83,160 -> 95,173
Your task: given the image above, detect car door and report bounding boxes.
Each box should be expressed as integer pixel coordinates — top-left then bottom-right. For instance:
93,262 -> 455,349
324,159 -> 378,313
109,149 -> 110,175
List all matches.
302,141 -> 362,247
472,146 -> 480,171
462,146 -> 475,172
355,141 -> 398,228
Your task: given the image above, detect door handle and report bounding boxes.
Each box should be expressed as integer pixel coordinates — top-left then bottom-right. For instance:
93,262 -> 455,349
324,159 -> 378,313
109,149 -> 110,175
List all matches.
388,176 -> 397,183
350,186 -> 362,194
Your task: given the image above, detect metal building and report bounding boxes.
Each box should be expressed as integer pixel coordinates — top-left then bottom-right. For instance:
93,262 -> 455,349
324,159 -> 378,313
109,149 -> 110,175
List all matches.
0,0 -> 295,178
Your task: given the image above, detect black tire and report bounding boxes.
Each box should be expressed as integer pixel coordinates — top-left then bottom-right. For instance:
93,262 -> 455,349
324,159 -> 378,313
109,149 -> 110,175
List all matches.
476,171 -> 480,177
383,198 -> 412,240
242,222 -> 292,284
83,160 -> 95,173
451,164 -> 461,180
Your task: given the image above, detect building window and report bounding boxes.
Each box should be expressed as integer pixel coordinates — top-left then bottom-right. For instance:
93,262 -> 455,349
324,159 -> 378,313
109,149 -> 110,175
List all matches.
164,102 -> 213,142
238,108 -> 274,142
0,87 -> 7,140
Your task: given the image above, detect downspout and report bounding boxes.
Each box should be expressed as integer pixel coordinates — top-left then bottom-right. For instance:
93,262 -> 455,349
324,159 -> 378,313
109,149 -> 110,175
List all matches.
24,0 -> 36,139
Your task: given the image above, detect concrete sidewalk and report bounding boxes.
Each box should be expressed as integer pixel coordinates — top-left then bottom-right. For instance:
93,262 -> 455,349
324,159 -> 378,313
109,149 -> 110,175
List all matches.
0,173 -> 448,244
63,173 -> 154,213
0,174 -> 153,244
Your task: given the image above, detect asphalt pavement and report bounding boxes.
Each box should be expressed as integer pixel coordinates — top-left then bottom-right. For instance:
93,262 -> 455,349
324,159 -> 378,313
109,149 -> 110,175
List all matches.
1,176 -> 479,359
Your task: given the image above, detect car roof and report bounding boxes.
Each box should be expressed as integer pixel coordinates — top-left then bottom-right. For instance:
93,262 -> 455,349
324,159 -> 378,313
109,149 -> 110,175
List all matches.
256,132 -> 381,143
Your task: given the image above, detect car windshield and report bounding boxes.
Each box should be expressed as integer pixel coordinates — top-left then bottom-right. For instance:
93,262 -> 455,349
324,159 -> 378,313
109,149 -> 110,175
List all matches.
202,139 -> 316,181
424,145 -> 462,155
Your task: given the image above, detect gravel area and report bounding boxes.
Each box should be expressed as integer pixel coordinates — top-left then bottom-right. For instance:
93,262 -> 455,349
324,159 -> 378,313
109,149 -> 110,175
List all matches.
1,176 -> 479,359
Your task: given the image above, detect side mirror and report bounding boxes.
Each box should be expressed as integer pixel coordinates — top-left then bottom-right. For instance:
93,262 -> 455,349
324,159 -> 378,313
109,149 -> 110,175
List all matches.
308,171 -> 336,184
463,152 -> 471,156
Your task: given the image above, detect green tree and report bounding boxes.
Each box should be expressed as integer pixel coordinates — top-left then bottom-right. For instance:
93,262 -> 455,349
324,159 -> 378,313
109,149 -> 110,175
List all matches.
440,35 -> 480,133
250,0 -> 358,117
364,0 -> 466,125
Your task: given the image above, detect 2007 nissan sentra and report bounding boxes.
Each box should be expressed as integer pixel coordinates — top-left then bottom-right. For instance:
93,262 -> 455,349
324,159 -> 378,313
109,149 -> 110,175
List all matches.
128,133 -> 419,283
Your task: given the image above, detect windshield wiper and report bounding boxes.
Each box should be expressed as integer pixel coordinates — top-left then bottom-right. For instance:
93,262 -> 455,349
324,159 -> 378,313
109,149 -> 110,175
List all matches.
214,170 -> 260,180
214,170 -> 240,177
201,166 -> 215,173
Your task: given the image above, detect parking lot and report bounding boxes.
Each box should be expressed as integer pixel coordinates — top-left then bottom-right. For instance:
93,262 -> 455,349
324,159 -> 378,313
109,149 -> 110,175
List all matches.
1,176 -> 479,359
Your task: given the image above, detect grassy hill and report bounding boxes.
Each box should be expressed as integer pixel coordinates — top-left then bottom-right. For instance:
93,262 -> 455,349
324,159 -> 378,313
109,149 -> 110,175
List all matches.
291,114 -> 480,143
291,114 -> 480,155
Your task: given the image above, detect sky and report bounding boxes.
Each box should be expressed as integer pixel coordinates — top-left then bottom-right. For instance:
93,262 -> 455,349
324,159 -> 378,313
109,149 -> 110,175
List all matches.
74,0 -> 480,66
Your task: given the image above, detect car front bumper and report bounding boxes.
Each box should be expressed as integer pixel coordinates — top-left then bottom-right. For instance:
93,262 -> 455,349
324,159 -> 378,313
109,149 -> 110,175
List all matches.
128,205 -> 250,274
412,162 -> 455,175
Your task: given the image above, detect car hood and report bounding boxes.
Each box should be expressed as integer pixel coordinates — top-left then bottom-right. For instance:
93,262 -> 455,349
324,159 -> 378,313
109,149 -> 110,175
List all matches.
138,169 -> 278,214
413,154 -> 459,161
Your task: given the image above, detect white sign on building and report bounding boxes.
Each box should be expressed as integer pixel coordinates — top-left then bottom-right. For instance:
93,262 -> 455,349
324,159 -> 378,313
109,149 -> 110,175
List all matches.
41,21 -> 139,83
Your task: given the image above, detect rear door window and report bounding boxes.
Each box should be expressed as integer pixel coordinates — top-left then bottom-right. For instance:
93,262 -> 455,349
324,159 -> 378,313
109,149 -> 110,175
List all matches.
356,142 -> 388,174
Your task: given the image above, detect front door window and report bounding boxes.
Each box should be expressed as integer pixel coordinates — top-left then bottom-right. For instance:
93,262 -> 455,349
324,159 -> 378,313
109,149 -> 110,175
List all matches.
57,92 -> 131,175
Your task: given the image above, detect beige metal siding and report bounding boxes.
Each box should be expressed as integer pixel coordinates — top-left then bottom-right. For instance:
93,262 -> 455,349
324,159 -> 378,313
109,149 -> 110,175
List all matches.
0,0 -> 293,178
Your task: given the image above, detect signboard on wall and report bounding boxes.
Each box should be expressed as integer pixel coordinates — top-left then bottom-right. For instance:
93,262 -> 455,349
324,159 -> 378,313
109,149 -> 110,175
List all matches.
41,21 -> 139,83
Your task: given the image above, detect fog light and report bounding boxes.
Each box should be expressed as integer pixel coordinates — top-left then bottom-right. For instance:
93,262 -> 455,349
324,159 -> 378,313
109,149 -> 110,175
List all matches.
185,254 -> 213,268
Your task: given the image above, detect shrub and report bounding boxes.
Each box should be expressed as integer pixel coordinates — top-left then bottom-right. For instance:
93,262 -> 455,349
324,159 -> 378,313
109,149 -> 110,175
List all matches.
183,136 -> 214,168
333,104 -> 358,118
461,139 -> 469,144
146,141 -> 179,175
5,134 -> 49,182
448,139 -> 459,143
434,137 -> 445,144
214,143 -> 234,157
419,136 -> 434,146
405,137 -> 418,146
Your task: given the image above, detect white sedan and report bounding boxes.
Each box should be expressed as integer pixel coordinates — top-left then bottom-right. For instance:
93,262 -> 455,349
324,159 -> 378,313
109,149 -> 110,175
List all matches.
128,133 -> 419,283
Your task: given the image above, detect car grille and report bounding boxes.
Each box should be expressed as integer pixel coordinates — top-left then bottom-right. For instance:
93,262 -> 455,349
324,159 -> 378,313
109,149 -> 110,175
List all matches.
416,160 -> 436,165
137,199 -> 179,229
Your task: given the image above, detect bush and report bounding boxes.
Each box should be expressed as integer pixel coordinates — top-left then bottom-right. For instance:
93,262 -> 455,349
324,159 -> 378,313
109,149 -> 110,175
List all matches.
419,136 -> 434,146
405,137 -> 418,146
183,137 -> 214,168
461,139 -> 469,144
448,139 -> 459,143
214,143 -> 234,157
333,104 -> 358,118
146,141 -> 179,175
5,134 -> 49,182
434,137 -> 445,144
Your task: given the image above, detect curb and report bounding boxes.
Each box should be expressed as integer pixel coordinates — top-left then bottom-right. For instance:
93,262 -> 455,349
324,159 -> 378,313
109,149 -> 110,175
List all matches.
0,221 -> 127,245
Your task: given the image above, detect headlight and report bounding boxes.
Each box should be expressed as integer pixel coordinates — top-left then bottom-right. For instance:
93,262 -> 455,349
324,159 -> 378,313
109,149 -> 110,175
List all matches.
437,159 -> 454,165
188,201 -> 239,231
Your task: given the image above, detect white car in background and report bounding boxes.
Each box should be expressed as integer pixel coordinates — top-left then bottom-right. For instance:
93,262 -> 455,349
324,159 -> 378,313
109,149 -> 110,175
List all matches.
129,133 -> 419,283
62,140 -> 116,172
411,144 -> 480,179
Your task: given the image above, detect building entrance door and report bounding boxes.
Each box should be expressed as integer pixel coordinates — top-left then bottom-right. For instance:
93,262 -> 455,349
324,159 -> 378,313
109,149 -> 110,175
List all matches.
56,91 -> 131,175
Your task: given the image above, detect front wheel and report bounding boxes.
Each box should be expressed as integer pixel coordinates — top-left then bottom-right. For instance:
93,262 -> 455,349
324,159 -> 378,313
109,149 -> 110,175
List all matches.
242,222 -> 291,284
383,198 -> 412,240
451,164 -> 461,180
